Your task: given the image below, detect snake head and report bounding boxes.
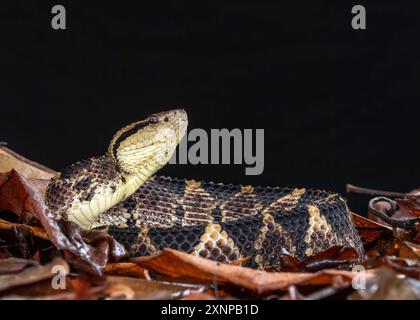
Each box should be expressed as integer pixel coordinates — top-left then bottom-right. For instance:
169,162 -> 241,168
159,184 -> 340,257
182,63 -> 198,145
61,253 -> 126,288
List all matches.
108,108 -> 188,175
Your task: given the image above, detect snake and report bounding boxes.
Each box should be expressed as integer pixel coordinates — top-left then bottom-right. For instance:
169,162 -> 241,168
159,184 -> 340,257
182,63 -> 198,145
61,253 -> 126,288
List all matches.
45,109 -> 364,270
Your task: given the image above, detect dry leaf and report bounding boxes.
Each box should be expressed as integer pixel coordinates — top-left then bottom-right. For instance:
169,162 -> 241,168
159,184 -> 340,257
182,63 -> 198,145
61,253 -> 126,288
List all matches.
0,257 -> 69,292
382,256 -> 420,279
350,212 -> 391,247
132,248 -> 368,294
182,292 -> 218,300
276,246 -> 359,272
399,241 -> 420,259
0,219 -> 49,241
0,257 -> 38,275
105,276 -> 205,300
104,262 -> 146,278
0,145 -> 56,180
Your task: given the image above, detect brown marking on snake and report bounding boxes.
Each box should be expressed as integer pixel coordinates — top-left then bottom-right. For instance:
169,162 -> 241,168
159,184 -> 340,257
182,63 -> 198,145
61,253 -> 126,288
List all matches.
192,223 -> 242,263
254,213 -> 296,270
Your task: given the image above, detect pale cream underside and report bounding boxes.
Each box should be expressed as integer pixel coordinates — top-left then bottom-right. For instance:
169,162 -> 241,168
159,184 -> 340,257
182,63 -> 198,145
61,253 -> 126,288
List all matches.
66,165 -> 158,229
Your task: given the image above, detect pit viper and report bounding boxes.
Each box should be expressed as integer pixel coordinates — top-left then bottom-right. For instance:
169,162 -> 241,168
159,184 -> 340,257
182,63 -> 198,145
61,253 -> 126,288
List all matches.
45,109 -> 364,269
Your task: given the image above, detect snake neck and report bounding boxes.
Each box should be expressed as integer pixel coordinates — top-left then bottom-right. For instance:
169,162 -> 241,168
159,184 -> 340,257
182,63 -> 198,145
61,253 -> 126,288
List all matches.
120,166 -> 157,200
46,154 -> 160,230
76,162 -> 159,229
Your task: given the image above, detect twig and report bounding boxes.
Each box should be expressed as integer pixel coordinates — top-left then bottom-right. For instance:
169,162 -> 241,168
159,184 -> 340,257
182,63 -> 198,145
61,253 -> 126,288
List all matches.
304,286 -> 340,300
368,197 -> 420,230
346,184 -> 408,198
143,268 -> 151,281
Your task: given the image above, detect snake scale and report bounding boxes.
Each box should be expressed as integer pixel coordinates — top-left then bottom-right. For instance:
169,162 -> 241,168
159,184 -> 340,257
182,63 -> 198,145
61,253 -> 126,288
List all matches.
45,109 -> 364,270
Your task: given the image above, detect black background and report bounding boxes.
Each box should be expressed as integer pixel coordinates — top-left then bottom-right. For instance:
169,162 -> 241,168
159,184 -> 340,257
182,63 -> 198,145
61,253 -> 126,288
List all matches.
0,1 -> 419,215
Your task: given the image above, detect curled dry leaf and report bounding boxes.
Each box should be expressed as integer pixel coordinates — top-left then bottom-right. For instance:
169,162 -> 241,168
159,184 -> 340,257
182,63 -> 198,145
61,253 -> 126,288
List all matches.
396,188 -> 420,217
59,220 -> 129,275
132,248 -> 368,294
276,246 -> 359,272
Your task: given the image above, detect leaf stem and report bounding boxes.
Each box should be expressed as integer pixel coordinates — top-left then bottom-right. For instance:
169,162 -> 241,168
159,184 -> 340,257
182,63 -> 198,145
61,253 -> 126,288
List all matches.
346,184 -> 409,198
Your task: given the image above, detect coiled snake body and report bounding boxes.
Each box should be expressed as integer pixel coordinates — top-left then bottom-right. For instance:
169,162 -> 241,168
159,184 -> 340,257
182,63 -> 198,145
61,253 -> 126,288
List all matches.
46,109 -> 364,269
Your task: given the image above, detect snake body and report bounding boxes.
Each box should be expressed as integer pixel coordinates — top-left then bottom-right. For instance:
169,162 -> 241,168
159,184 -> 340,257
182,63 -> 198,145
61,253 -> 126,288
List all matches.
45,109 -> 364,269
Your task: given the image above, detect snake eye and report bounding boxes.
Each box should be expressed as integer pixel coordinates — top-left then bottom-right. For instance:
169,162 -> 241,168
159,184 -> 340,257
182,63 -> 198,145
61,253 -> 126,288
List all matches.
149,116 -> 158,124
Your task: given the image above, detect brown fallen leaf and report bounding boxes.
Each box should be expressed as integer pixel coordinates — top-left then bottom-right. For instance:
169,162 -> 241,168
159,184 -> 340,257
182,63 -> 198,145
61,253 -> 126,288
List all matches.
182,292 -> 218,300
132,248 -> 371,294
1,292 -> 79,300
105,276 -> 206,300
105,284 -> 135,300
60,220 -> 129,275
0,144 -> 56,180
276,246 -> 359,272
396,188 -> 420,217
0,219 -> 49,241
350,212 -> 391,247
0,257 -> 69,292
0,275 -> 106,300
0,144 -> 56,199
415,223 -> 420,243
0,220 -> 56,262
382,256 -> 420,279
104,262 -> 146,278
399,241 -> 420,259
0,257 -> 38,275
67,277 -> 107,300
